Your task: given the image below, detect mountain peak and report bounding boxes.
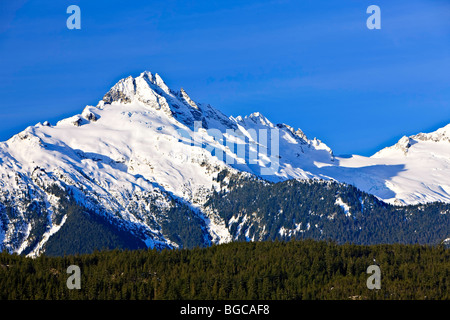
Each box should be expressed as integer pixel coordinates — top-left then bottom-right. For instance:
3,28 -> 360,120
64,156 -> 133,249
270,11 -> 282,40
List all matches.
412,123 -> 450,143
101,71 -> 173,106
245,112 -> 273,127
101,76 -> 136,104
97,71 -> 236,131
139,71 -> 171,95
373,123 -> 450,158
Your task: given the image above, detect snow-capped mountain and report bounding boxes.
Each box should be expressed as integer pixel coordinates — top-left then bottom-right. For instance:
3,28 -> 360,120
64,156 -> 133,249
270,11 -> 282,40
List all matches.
321,126 -> 450,205
0,71 -> 449,256
0,71 -> 335,256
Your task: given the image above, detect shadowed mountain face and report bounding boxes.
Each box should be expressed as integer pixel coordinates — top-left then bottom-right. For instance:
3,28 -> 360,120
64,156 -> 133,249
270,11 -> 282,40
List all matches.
0,71 -> 448,256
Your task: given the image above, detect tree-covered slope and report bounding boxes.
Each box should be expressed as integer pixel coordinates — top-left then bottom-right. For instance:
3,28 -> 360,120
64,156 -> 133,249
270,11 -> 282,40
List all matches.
205,171 -> 450,245
0,240 -> 448,300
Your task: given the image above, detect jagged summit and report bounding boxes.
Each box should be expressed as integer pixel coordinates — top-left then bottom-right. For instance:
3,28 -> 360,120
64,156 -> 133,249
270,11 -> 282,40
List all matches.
372,123 -> 450,158
412,123 -> 450,143
98,72 -> 238,132
101,72 -> 193,108
101,72 -> 171,109
247,111 -> 271,123
96,73 -> 332,161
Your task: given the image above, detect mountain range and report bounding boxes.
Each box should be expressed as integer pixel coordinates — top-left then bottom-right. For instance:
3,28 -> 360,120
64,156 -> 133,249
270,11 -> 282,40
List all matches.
0,71 -> 449,256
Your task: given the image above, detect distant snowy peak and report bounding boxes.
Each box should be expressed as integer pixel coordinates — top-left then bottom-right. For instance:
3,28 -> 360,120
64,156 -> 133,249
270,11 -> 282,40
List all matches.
245,112 -> 274,127
373,135 -> 412,156
373,124 -> 450,158
412,124 -> 450,143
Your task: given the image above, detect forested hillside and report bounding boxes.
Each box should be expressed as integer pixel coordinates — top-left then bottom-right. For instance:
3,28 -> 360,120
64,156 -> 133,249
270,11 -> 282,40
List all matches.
0,240 -> 448,300
206,171 -> 450,245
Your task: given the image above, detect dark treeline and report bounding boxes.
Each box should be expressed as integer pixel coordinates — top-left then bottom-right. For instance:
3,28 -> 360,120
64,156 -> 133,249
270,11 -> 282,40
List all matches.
0,240 -> 448,300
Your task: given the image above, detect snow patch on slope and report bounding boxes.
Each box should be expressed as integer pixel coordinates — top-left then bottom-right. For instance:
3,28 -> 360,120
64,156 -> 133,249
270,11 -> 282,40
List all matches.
335,197 -> 351,217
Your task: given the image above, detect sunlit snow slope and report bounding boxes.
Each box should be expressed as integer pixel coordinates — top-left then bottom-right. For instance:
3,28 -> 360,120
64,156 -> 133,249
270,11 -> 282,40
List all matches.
332,127 -> 450,205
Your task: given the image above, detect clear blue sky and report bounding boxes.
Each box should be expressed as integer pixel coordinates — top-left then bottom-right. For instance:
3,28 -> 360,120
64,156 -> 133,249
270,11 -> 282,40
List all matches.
1,0 -> 449,156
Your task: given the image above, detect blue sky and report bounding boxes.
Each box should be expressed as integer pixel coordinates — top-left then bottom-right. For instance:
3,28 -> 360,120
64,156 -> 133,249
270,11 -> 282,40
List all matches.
1,0 -> 449,156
